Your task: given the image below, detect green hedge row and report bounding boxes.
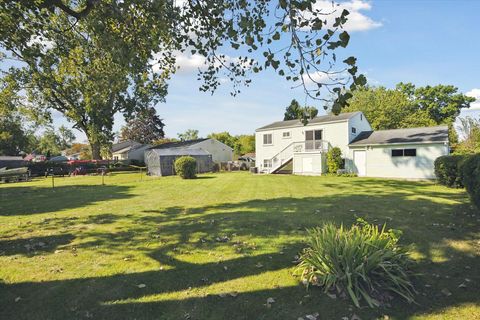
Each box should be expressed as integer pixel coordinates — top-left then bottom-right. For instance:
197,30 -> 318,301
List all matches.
462,155 -> 480,209
434,155 -> 466,188
434,154 -> 480,208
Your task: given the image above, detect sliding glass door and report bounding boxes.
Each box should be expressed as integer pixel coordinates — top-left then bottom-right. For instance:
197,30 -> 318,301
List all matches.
305,129 -> 323,150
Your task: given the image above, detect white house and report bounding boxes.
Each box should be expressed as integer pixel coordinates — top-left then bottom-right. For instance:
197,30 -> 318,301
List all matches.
255,112 -> 449,179
111,140 -> 151,162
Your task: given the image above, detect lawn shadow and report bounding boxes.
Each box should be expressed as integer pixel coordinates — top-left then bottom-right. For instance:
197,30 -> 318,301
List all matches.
0,178 -> 478,319
0,234 -> 75,256
0,184 -> 134,216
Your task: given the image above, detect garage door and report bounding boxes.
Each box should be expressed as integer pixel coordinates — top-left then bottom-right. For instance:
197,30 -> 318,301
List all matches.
353,150 -> 366,176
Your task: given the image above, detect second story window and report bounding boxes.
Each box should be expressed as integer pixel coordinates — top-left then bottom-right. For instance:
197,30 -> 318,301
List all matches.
282,131 -> 291,138
305,129 -> 323,150
352,127 -> 357,134
263,133 -> 273,145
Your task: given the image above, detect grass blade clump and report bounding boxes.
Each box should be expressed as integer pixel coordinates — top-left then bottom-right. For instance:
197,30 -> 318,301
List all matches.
294,219 -> 416,308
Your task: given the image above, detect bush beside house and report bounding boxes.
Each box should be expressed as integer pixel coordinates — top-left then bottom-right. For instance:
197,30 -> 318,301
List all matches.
174,156 -> 197,179
326,147 -> 343,174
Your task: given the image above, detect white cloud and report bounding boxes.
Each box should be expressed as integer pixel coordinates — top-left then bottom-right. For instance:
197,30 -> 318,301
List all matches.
466,88 -> 480,110
312,0 -> 382,32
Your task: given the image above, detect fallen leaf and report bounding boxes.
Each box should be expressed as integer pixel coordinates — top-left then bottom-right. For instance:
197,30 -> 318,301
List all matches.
305,313 -> 319,320
255,262 -> 264,268
229,292 -> 238,297
266,297 -> 275,308
15,297 -> 21,302
137,284 -> 146,288
458,283 -> 467,288
441,288 -> 452,296
219,293 -> 227,298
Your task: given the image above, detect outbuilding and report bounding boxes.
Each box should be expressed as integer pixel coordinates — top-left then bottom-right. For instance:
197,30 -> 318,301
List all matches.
348,126 -> 449,179
145,147 -> 213,176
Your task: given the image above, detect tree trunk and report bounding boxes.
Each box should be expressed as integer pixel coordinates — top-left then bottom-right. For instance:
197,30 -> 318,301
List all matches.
90,140 -> 102,160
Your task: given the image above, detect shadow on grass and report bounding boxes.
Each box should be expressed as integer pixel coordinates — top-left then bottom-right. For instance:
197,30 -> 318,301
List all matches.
0,185 -> 134,216
0,234 -> 75,256
0,180 -> 478,319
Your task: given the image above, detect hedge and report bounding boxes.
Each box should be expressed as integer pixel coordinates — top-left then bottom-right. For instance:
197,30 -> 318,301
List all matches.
326,147 -> 343,174
462,154 -> 480,209
174,156 -> 197,179
434,155 -> 467,188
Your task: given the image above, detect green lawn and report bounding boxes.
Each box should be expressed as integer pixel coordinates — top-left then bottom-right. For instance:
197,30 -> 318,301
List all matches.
0,172 -> 478,320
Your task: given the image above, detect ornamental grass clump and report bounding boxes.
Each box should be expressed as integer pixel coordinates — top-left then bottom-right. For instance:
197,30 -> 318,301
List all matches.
294,219 -> 416,308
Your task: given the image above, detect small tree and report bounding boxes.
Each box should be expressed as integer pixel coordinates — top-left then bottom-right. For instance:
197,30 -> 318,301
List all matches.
178,129 -> 199,141
327,147 -> 343,174
174,156 -> 197,179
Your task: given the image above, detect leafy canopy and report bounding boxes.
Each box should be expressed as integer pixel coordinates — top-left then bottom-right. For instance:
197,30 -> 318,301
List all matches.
1,0 -> 365,158
120,107 -> 166,144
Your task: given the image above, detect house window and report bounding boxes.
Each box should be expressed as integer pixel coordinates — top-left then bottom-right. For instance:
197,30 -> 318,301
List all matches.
305,129 -> 323,150
263,159 -> 272,168
351,127 -> 357,134
360,114 -> 363,121
392,149 -> 417,157
282,131 -> 291,139
404,149 -> 417,157
263,133 -> 273,145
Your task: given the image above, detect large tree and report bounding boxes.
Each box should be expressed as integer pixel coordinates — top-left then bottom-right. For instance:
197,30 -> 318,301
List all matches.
343,84 -> 474,140
0,75 -> 37,155
342,86 -> 434,130
1,0 -> 365,158
396,83 -> 475,125
120,107 -> 165,144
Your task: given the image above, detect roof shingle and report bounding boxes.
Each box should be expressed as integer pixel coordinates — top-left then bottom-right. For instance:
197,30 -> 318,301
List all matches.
256,112 -> 360,131
349,126 -> 449,146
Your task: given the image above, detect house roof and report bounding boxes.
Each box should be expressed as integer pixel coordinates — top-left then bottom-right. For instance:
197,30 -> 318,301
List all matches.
111,140 -> 142,153
349,126 -> 449,146
256,112 -> 361,131
149,138 -> 209,150
150,147 -> 211,156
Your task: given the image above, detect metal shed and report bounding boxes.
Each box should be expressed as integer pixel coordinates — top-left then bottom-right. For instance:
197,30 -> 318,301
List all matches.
145,148 -> 213,176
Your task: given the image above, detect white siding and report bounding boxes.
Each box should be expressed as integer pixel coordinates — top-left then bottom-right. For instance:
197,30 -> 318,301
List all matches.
349,143 -> 448,179
255,119 -> 352,171
193,139 -> 233,163
293,153 -> 325,175
348,112 -> 372,143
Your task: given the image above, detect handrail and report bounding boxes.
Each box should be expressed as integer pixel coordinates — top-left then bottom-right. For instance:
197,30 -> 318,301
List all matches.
264,140 -> 331,173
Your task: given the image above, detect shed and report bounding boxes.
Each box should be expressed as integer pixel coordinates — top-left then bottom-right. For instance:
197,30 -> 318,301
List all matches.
145,148 -> 213,176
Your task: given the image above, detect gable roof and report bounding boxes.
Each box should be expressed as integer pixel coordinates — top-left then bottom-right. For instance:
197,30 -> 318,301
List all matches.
256,112 -> 361,131
149,138 -> 209,150
111,140 -> 142,153
349,126 -> 449,146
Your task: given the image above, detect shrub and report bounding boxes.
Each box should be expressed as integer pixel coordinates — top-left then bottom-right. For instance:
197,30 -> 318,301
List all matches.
434,155 -> 467,188
326,147 -> 343,174
462,154 -> 480,209
174,156 -> 197,179
294,219 -> 415,308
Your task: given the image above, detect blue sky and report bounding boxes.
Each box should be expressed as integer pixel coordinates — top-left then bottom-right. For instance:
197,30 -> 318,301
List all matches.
44,1 -> 480,140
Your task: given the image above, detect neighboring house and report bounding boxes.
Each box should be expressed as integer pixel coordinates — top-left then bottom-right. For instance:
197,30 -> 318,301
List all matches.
147,138 -> 233,163
144,138 -> 233,176
255,112 -> 449,179
110,140 -> 151,162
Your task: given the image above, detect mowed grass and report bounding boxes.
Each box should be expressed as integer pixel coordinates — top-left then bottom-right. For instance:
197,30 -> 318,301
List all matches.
0,172 -> 479,320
